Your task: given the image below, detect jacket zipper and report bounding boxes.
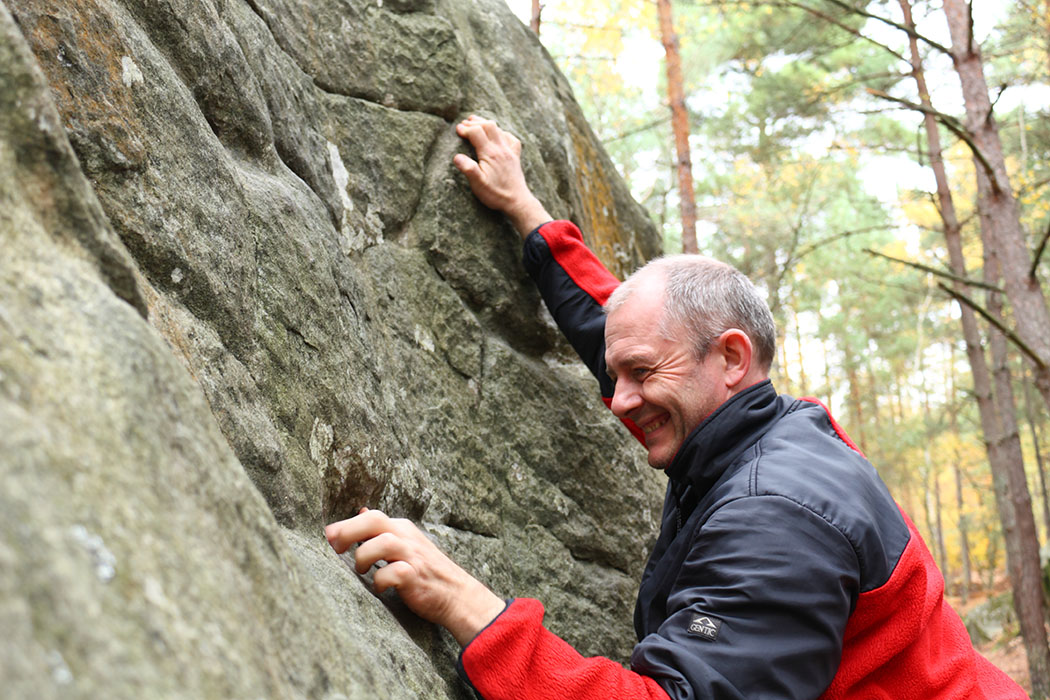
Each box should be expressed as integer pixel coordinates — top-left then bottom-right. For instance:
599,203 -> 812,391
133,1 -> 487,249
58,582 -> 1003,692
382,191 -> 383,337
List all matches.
673,482 -> 685,534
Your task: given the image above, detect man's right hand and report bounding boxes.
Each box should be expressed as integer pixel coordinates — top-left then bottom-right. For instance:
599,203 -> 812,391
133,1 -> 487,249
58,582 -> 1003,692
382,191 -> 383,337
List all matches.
453,115 -> 552,238
324,508 -> 506,647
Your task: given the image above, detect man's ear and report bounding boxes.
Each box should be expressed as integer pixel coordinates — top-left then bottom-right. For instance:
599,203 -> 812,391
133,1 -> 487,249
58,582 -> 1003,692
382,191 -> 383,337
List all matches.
718,329 -> 753,389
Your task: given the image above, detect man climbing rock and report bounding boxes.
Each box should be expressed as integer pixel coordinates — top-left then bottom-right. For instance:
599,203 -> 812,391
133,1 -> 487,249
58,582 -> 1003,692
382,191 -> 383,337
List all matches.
324,116 -> 1029,700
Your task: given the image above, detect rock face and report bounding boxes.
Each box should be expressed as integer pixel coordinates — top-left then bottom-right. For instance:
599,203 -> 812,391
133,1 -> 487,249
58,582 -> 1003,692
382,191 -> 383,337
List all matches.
0,0 -> 663,696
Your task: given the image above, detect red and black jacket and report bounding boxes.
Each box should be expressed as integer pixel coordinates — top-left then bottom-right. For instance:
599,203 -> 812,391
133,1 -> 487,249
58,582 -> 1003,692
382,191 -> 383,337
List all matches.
458,220 -> 1028,700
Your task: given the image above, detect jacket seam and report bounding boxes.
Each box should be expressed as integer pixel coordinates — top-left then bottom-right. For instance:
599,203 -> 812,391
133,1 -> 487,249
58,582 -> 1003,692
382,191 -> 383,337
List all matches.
799,397 -> 864,455
748,442 -> 761,496
692,492 -> 861,575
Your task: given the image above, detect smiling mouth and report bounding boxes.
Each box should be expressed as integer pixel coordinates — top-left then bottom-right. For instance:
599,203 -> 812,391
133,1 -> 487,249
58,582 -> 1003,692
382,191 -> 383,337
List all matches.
642,414 -> 669,434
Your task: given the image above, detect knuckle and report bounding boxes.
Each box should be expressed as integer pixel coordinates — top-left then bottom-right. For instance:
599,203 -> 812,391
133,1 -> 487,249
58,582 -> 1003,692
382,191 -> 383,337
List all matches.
390,517 -> 415,533
389,560 -> 414,577
375,531 -> 399,547
375,560 -> 412,590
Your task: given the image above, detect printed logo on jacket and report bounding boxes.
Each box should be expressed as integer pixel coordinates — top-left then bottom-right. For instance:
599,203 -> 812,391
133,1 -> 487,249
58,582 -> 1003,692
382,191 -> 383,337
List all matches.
688,614 -> 723,641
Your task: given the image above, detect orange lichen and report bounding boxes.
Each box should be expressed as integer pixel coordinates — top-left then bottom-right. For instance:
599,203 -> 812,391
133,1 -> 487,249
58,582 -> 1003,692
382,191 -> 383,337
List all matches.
138,281 -> 199,381
565,108 -> 647,281
17,0 -> 148,172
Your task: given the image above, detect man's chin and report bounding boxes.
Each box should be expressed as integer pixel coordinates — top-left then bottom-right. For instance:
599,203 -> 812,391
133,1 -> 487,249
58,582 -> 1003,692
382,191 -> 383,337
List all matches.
645,439 -> 683,470
646,452 -> 671,470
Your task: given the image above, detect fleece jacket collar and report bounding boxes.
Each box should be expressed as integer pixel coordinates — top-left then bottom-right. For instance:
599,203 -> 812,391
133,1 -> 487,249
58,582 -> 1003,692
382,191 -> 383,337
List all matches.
664,379 -> 789,496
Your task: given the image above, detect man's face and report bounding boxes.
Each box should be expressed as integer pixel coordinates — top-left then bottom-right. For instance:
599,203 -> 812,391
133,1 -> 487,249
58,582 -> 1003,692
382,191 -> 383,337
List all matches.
605,276 -> 729,469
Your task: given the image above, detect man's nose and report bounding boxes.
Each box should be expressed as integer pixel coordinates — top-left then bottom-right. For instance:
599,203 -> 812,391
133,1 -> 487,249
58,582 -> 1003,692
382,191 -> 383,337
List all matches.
610,379 -> 642,418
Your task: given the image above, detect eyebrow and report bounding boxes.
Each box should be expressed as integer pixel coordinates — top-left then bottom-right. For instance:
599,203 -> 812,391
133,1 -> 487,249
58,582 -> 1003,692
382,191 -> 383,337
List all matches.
606,351 -> 654,370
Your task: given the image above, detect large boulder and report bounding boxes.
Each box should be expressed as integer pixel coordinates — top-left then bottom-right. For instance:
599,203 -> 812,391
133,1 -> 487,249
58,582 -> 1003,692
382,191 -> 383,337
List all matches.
0,0 -> 664,697
964,593 -> 1017,647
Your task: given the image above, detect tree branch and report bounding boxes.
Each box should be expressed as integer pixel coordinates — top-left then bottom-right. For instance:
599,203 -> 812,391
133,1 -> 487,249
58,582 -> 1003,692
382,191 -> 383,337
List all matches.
864,87 -> 1001,193
762,0 -> 909,62
817,0 -> 953,56
1018,175 -> 1050,196
805,71 -> 909,103
864,248 -> 1001,290
1031,218 -> 1050,281
543,20 -> 622,34
937,282 -> 1048,371
852,271 -> 927,294
693,0 -> 950,62
774,169 -> 822,296
552,54 -> 618,62
792,225 -> 892,261
602,116 -> 672,143
990,82 -> 1008,111
965,0 -> 977,55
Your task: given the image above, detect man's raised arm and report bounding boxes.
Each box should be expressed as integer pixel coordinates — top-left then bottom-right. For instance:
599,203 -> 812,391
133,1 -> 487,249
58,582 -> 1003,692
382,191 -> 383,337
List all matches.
454,116 -> 645,445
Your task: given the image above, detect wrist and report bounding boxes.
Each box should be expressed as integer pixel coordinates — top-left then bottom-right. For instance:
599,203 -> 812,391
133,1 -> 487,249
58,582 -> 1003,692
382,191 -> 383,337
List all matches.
505,195 -> 551,239
445,581 -> 507,647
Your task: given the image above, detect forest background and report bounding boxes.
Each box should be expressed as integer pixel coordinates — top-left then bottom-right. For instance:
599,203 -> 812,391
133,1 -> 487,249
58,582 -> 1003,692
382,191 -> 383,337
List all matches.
505,0 -> 1050,694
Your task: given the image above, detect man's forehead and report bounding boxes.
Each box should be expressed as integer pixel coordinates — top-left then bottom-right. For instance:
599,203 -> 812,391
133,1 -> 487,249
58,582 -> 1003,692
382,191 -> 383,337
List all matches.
608,275 -> 666,319
606,309 -> 680,361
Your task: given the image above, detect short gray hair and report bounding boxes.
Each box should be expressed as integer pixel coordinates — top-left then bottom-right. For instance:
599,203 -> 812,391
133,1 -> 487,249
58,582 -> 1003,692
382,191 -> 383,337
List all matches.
605,255 -> 777,371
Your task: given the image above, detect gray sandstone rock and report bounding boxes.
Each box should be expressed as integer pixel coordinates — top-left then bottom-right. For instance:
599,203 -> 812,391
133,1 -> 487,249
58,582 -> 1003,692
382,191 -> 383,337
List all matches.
1,0 -> 664,696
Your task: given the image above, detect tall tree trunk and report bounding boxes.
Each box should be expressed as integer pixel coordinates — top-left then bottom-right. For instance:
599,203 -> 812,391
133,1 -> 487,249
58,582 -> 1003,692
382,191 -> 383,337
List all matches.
911,2 -> 1050,691
986,530 -> 1001,590
656,0 -> 698,253
529,0 -> 542,35
792,303 -> 808,393
896,373 -> 905,426
778,332 -> 791,392
892,368 -> 904,427
944,0 -> 1050,415
954,460 -> 973,602
923,439 -> 948,576
898,2 -> 1045,692
899,0 -> 986,571
822,337 -> 833,410
935,468 -> 947,579
1024,372 -> 1050,541
865,356 -> 881,437
917,291 -> 948,574
983,237 -> 1050,698
948,345 -> 973,603
845,361 -> 867,454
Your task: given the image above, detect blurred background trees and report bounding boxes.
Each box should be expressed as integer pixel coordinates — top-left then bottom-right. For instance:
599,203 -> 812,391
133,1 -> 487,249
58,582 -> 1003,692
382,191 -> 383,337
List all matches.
512,0 -> 1050,694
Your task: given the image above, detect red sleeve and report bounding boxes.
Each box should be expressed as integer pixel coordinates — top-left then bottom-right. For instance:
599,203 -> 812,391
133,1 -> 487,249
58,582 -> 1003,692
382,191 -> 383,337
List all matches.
534,220 -> 621,306
798,398 -> 1027,700
526,221 -> 647,446
459,598 -> 672,700
820,512 -> 1030,700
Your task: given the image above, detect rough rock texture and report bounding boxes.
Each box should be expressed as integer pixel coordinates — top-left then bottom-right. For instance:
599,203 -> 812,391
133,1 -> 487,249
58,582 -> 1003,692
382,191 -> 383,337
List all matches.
0,0 -> 663,696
